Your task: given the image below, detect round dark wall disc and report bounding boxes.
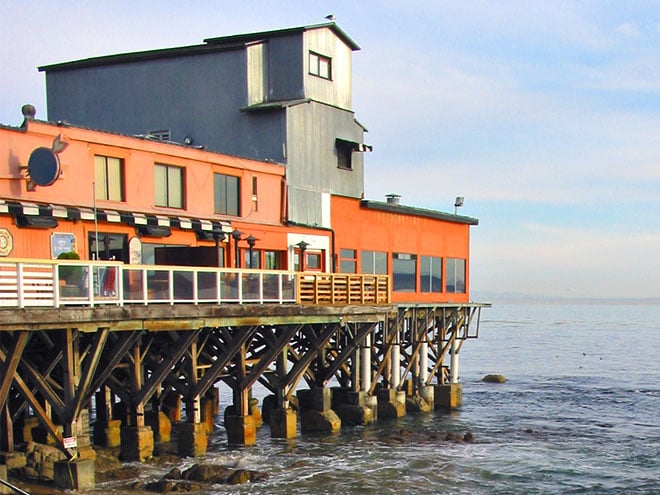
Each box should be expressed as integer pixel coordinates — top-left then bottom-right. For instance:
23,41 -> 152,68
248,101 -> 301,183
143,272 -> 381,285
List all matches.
28,147 -> 61,186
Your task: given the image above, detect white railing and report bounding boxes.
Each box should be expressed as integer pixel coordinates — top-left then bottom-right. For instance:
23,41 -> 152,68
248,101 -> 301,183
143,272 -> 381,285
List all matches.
0,258 -> 297,308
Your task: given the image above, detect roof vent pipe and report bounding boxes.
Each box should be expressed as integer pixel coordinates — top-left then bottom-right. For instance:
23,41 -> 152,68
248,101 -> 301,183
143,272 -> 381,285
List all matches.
385,193 -> 401,205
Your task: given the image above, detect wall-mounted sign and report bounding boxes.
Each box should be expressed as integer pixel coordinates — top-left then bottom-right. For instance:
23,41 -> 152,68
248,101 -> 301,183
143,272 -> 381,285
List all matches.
51,233 -> 76,258
129,236 -> 142,264
0,228 -> 13,256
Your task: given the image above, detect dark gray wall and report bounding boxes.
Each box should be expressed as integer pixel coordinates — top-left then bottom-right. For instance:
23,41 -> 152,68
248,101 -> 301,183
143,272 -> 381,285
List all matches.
45,50 -> 285,161
268,34 -> 304,101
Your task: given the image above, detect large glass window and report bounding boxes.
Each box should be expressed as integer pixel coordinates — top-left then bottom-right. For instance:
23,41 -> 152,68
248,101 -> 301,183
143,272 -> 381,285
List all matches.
265,250 -> 284,270
392,253 -> 417,292
95,155 -> 124,201
214,173 -> 240,216
339,248 -> 357,273
421,256 -> 442,293
446,258 -> 466,293
155,163 -> 183,208
89,233 -> 128,262
309,51 -> 332,79
361,250 -> 387,274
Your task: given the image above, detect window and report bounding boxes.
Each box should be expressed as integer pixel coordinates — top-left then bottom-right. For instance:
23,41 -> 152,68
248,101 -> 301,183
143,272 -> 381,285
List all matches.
214,173 -> 240,216
309,51 -> 332,79
94,155 -> 124,201
155,164 -> 184,208
339,248 -> 357,273
265,250 -> 284,270
446,258 -> 466,293
89,233 -> 128,262
393,253 -> 417,292
361,250 -> 388,275
244,249 -> 261,269
421,256 -> 442,293
306,252 -> 322,270
336,139 -> 355,170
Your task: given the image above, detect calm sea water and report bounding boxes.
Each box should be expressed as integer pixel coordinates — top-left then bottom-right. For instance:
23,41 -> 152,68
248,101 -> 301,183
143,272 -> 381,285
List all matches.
97,302 -> 659,494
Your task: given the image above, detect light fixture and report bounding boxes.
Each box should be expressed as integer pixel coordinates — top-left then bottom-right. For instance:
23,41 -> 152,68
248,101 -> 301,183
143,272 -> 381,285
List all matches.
136,225 -> 171,238
231,229 -> 243,268
15,215 -> 58,229
183,136 -> 193,145
454,196 -> 464,214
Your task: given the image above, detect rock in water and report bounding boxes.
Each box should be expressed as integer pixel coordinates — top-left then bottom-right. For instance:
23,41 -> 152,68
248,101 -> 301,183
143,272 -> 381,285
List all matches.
482,374 -> 507,383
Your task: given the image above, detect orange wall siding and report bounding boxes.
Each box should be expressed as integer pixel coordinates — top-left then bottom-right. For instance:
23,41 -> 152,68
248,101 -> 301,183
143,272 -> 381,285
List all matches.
331,195 -> 472,303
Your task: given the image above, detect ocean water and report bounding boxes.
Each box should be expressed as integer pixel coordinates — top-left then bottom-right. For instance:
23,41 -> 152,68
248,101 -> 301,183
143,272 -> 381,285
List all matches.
95,302 -> 660,494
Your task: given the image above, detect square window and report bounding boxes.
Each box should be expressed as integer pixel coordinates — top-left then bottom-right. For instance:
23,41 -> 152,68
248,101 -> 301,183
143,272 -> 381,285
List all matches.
393,253 -> 417,292
155,163 -> 184,208
309,51 -> 332,80
421,256 -> 442,293
214,173 -> 240,216
95,155 -> 124,201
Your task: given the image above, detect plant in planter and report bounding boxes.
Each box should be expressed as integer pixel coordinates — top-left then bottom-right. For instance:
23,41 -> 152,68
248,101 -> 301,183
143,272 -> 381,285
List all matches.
57,251 -> 83,286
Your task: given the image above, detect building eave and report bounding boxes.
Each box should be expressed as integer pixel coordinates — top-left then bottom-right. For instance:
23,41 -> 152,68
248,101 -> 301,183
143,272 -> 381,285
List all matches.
204,22 -> 360,51
38,42 -> 244,72
360,200 -> 479,226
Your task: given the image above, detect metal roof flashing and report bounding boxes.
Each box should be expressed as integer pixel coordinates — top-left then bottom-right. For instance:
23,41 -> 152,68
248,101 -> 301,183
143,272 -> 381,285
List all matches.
360,199 -> 479,226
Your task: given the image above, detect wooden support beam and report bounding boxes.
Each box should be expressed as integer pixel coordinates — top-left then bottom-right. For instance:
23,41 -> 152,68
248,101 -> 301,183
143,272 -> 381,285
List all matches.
192,326 -> 259,398
318,322 -> 377,385
13,352 -> 66,419
68,328 -> 109,421
4,364 -> 64,452
134,330 -> 201,406
88,331 -> 141,395
239,325 -> 301,391
283,323 -> 338,400
0,331 -> 30,410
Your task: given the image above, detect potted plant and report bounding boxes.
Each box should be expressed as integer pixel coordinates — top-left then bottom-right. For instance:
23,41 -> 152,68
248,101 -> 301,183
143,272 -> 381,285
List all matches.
58,251 -> 83,295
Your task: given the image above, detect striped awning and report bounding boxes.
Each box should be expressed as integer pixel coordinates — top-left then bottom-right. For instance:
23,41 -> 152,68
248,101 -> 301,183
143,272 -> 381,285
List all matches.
0,200 -> 232,233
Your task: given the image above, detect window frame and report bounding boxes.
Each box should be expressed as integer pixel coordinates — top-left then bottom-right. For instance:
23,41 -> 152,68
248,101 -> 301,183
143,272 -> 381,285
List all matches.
339,248 -> 357,273
446,257 -> 466,293
392,253 -> 417,292
309,51 -> 332,80
154,163 -> 184,209
420,255 -> 442,293
361,250 -> 388,275
214,172 -> 241,216
94,155 -> 125,202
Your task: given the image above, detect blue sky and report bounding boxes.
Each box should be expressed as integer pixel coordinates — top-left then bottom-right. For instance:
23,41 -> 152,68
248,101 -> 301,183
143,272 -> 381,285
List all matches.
1,1 -> 659,299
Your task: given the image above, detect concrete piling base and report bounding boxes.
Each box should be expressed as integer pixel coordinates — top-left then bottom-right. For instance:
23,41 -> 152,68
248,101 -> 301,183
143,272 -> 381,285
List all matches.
225,415 -> 257,446
434,383 -> 462,410
300,409 -> 341,433
0,465 -> 10,495
269,408 -> 297,439
53,459 -> 95,491
93,418 -> 121,447
146,411 -> 172,443
250,398 -> 263,428
120,426 -> 154,462
176,422 -> 208,457
377,389 -> 406,419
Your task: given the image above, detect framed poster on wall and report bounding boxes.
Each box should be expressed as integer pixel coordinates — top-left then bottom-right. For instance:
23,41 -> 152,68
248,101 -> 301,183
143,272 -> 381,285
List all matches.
51,233 -> 76,258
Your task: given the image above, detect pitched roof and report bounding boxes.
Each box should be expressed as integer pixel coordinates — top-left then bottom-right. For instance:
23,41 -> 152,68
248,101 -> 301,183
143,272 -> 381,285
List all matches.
40,22 -> 359,72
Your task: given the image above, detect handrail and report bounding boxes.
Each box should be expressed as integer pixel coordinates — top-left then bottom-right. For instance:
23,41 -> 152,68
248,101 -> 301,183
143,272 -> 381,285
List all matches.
0,258 -> 390,308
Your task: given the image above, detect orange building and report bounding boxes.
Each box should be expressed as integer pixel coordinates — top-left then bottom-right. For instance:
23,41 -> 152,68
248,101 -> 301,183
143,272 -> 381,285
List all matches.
0,111 -> 327,270
0,107 -> 478,303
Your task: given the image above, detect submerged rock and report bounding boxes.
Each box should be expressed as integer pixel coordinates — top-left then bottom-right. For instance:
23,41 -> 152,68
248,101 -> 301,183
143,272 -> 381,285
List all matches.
482,374 -> 507,383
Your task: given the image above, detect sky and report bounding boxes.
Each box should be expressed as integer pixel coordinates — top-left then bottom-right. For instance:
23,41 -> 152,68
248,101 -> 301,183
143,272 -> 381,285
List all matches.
1,1 -> 659,299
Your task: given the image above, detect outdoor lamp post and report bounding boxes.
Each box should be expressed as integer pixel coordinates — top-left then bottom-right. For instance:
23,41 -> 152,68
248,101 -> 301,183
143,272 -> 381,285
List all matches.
246,235 -> 257,268
296,240 -> 309,272
454,196 -> 464,215
231,229 -> 242,268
